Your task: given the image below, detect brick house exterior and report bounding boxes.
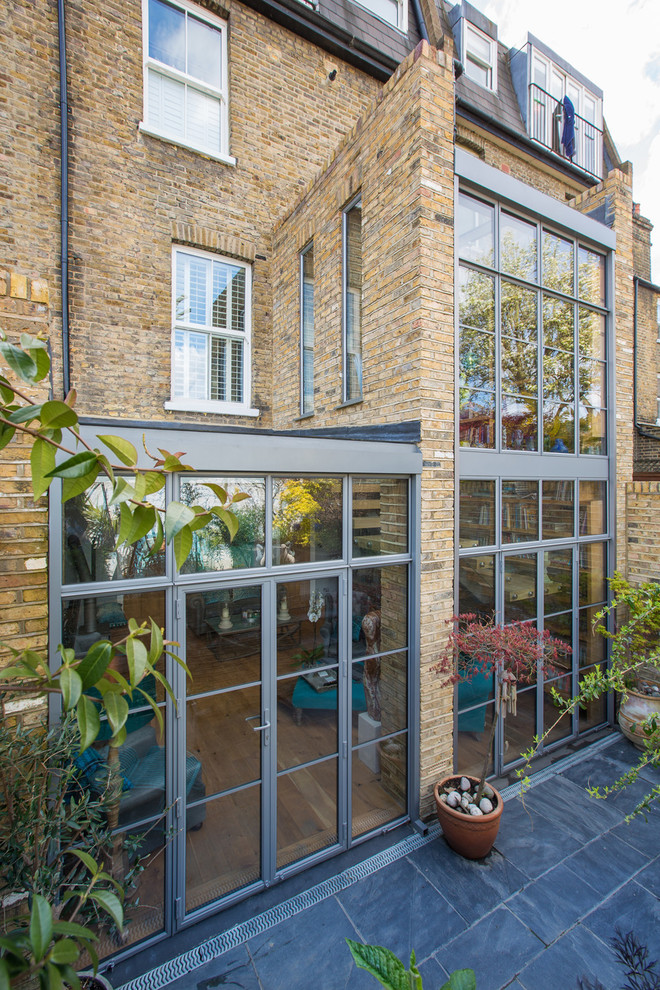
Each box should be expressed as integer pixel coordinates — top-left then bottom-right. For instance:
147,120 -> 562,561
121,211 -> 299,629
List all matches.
1,0 -> 658,964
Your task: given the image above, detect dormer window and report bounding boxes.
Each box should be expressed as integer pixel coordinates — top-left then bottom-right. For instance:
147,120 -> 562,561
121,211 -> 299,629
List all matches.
350,0 -> 408,32
526,41 -> 603,178
464,21 -> 496,90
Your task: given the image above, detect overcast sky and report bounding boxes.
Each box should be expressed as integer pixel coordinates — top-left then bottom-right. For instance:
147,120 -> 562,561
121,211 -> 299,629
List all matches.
476,0 -> 660,281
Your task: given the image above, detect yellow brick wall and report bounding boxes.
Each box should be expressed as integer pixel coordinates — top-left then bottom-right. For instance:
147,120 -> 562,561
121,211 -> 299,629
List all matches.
271,43 -> 457,814
626,482 -> 660,583
0,274 -> 51,666
572,170 -> 635,575
41,0 -> 382,426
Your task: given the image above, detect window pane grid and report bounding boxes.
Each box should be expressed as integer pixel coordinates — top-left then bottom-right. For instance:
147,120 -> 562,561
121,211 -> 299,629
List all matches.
173,249 -> 248,404
459,193 -> 608,454
146,0 -> 227,157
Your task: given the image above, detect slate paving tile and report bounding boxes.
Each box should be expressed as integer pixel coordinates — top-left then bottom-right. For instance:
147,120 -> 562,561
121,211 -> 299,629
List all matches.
517,924 -> 621,990
612,811 -> 660,856
417,953 -> 450,988
435,906 -> 543,990
601,737 -> 660,784
582,880 -> 660,953
506,861 -> 602,945
560,754 -> 660,818
407,837 -> 527,926
489,798 -> 582,879
247,897 -> 371,990
636,856 -> 660,897
563,831 -> 649,897
164,945 -> 261,990
522,775 -> 624,843
337,858 -> 466,963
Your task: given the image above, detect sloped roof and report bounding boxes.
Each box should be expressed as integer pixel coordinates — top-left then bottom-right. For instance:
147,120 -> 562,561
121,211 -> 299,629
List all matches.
246,0 -> 422,78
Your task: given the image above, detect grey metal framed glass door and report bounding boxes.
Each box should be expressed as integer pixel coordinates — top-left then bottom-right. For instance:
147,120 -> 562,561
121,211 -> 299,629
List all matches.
175,571 -> 347,922
177,581 -> 266,918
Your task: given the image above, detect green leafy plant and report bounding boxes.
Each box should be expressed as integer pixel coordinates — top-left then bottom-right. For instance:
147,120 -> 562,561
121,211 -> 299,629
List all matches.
346,940 -> 476,990
518,574 -> 660,820
576,927 -> 660,990
0,331 -> 245,987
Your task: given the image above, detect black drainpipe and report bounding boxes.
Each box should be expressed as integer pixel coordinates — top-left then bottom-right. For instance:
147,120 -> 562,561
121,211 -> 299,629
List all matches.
58,0 -> 70,397
409,0 -> 428,43
633,274 -> 660,439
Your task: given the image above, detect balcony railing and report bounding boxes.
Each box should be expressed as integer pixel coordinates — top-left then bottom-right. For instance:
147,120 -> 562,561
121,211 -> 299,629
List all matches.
528,83 -> 603,179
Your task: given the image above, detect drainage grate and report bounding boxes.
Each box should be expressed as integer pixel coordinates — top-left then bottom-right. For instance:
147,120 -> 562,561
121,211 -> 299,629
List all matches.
117,732 -> 618,990
116,829 -> 438,990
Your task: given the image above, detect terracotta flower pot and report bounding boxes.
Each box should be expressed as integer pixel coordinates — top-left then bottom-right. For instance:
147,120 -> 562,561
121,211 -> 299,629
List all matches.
618,686 -> 660,750
433,776 -> 503,860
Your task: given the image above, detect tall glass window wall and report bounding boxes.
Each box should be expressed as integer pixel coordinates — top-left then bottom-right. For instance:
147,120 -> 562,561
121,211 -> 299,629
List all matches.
456,189 -> 612,779
56,463 -> 414,958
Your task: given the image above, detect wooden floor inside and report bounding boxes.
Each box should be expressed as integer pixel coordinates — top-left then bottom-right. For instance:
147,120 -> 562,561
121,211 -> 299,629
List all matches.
97,619 -> 406,955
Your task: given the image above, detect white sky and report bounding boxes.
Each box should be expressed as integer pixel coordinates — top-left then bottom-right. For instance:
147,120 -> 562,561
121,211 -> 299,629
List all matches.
476,0 -> 660,282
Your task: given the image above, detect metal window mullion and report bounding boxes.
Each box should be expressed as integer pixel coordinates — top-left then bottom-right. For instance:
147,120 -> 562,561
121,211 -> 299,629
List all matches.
535,547 -> 545,752
262,579 -> 276,882
172,587 -> 188,926
339,570 -> 349,847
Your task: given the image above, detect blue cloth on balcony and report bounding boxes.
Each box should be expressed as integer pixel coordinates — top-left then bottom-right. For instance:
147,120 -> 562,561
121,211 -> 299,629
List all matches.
562,96 -> 575,159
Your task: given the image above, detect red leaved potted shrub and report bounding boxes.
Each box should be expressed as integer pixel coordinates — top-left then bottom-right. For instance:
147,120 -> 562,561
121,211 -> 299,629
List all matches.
432,614 -> 567,859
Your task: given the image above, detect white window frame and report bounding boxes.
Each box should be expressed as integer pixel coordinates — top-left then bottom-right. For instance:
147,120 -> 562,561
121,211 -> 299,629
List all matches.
140,0 -> 235,165
463,21 -> 497,92
349,0 -> 408,33
527,46 -> 603,178
165,246 -> 258,416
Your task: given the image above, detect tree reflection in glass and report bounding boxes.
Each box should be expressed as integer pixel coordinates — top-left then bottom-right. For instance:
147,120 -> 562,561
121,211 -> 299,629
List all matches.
458,194 -> 494,266
542,230 -> 574,295
459,267 -> 495,448
578,246 -> 605,306
500,213 -> 537,281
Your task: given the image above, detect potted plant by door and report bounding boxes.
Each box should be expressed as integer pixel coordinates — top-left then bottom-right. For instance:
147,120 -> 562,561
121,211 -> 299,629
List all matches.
432,614 -> 566,859
599,574 -> 660,752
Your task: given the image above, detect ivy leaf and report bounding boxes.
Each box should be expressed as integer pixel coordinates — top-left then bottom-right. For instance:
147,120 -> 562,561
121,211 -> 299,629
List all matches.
61,463 -> 101,503
68,849 -> 99,876
147,617 -> 164,666
203,483 -> 228,504
45,451 -> 98,479
126,636 -> 148,686
39,400 -> 78,430
48,939 -> 79,966
20,333 -> 51,382
172,525 -> 193,570
101,691 -> 129,738
8,403 -> 43,424
345,940 -> 418,990
29,895 -> 53,963
89,891 -> 123,932
97,435 -> 138,467
109,476 -> 131,505
0,340 -> 37,382
31,437 -> 57,499
440,971 -> 477,990
165,502 -> 195,542
117,503 -> 156,547
76,641 -> 112,689
76,695 -> 100,753
59,667 -> 83,711
146,510 -> 164,558
0,423 -> 16,451
211,505 -> 239,541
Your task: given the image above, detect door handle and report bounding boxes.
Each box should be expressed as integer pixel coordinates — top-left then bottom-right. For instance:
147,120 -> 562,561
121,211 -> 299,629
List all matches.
245,714 -> 271,732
